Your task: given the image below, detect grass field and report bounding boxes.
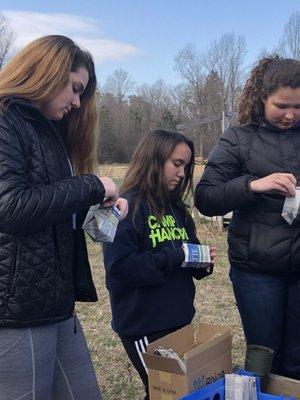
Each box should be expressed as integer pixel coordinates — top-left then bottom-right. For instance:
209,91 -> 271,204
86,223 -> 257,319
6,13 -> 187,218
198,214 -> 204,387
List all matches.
76,164 -> 245,399
99,163 -> 206,182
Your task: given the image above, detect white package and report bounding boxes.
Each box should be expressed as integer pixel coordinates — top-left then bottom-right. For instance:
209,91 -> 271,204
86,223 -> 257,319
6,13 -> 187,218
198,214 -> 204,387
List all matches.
82,204 -> 121,242
282,187 -> 300,225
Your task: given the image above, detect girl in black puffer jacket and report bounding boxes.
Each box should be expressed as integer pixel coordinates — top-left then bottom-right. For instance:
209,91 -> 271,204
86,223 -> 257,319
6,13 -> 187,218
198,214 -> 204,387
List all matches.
0,35 -> 127,399
196,56 -> 300,379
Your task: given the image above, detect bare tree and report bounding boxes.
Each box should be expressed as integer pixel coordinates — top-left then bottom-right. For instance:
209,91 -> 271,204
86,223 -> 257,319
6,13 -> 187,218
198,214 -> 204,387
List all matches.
103,69 -> 135,102
136,79 -> 170,110
174,35 -> 246,115
174,44 -> 205,116
278,11 -> 300,59
169,83 -> 195,121
135,80 -> 172,130
0,13 -> 15,69
98,79 -> 181,162
204,33 -> 247,111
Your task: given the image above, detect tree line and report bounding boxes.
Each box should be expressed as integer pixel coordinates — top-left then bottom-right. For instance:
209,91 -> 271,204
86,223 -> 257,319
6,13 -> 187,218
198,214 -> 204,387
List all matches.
1,11 -> 299,163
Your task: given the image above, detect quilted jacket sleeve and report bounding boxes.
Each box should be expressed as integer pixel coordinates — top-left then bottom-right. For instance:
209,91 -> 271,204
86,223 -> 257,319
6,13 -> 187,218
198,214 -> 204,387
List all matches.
195,127 -> 259,216
0,112 -> 105,235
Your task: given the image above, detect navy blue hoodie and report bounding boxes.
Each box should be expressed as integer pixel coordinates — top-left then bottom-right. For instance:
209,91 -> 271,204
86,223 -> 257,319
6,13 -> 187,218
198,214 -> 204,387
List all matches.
103,192 -> 211,337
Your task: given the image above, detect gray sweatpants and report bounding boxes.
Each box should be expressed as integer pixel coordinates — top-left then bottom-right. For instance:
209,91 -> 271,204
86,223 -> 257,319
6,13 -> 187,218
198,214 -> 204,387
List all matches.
0,316 -> 102,400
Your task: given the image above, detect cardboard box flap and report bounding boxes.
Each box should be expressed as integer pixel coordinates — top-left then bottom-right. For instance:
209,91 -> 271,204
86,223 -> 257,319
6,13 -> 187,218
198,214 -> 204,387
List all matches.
184,329 -> 232,361
142,353 -> 185,375
185,335 -> 232,374
195,323 -> 233,345
265,374 -> 300,400
147,324 -> 194,355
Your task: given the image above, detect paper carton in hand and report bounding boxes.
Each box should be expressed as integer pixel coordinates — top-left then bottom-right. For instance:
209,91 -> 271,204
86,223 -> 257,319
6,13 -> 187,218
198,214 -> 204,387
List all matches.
181,243 -> 212,271
82,204 -> 120,242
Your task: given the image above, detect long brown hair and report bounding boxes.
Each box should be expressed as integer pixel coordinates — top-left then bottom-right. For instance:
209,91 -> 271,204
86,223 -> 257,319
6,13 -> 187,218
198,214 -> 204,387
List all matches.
236,55 -> 300,125
0,35 -> 98,174
121,129 -> 195,220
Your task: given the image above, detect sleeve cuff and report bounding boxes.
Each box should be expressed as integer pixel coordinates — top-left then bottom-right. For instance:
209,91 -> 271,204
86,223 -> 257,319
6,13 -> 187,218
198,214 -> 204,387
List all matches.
246,176 -> 260,199
172,247 -> 185,268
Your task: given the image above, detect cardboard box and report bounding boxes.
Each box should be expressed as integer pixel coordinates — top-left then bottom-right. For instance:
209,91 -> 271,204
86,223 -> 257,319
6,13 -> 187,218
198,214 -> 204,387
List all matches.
265,374 -> 300,399
143,323 -> 233,400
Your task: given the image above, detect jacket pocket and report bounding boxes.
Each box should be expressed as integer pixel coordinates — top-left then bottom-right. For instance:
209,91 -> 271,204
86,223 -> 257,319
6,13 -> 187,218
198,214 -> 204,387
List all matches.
247,223 -> 257,261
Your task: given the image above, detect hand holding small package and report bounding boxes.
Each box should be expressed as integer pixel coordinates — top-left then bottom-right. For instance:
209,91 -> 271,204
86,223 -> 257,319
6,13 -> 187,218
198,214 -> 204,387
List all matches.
282,187 -> 300,225
181,243 -> 213,272
82,204 -> 121,242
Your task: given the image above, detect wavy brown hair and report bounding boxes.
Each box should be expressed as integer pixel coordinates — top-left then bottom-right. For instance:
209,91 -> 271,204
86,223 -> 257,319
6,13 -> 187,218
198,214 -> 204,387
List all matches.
121,129 -> 195,220
236,55 -> 300,125
0,35 -> 98,174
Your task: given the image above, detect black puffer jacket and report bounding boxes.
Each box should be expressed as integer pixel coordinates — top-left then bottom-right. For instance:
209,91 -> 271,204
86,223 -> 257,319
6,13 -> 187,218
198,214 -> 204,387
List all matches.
195,119 -> 300,275
0,100 -> 105,327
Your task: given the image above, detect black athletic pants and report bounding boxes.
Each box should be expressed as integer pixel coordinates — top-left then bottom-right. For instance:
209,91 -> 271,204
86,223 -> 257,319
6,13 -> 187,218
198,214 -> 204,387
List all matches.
120,326 -> 185,400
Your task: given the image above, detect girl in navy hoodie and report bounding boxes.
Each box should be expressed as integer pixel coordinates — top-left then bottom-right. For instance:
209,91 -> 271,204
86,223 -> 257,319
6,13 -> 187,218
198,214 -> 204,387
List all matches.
103,129 -> 216,400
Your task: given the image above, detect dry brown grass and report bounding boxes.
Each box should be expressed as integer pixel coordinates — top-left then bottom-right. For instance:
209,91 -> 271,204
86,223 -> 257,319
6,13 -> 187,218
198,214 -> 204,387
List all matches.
76,219 -> 245,400
99,164 -> 205,183
99,164 -> 129,180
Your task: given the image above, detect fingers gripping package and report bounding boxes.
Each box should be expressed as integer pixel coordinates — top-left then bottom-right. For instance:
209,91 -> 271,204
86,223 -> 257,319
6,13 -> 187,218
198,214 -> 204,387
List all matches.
82,204 -> 121,242
282,187 -> 300,225
181,243 -> 213,272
